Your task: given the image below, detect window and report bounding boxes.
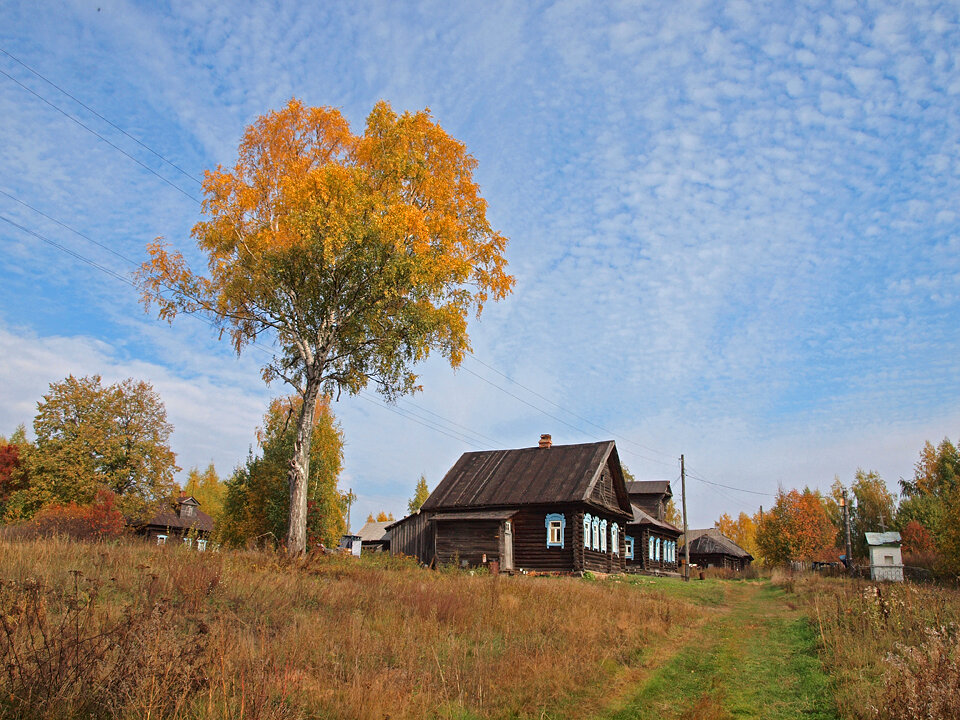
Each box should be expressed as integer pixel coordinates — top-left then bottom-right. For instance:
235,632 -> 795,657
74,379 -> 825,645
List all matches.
592,516 -> 600,550
625,535 -> 634,560
668,541 -> 674,563
182,504 -> 194,517
611,523 -> 619,555
545,513 -> 566,548
599,519 -> 607,552
649,536 -> 655,559
197,539 -> 207,552
583,514 -> 592,548
884,554 -> 894,565
183,537 -> 193,548
655,537 -> 661,561
156,534 -> 167,545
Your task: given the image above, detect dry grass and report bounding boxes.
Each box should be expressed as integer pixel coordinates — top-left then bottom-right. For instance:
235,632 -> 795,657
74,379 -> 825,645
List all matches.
773,571 -> 960,720
0,537 -> 698,719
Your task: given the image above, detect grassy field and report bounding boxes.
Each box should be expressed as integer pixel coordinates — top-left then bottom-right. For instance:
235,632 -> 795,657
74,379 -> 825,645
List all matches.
2,538 -> 956,719
774,571 -> 960,720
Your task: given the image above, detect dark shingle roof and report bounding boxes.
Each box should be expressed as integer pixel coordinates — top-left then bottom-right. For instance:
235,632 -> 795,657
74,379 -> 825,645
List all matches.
625,480 -> 672,497
422,441 -> 630,515
144,508 -> 215,533
685,528 -> 752,559
628,504 -> 681,534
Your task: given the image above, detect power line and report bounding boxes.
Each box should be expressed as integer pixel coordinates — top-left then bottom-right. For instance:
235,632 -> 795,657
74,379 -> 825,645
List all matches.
356,392 -> 485,451
0,47 -> 203,186
684,467 -> 775,498
0,196 -> 515,455
465,351 -> 677,461
1,59 -> 689,474
0,214 -> 134,287
0,67 -> 201,204
0,188 -> 139,266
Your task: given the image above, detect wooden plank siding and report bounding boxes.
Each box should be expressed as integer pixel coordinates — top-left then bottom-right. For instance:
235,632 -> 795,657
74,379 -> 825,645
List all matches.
435,519 -> 501,567
388,513 -> 436,565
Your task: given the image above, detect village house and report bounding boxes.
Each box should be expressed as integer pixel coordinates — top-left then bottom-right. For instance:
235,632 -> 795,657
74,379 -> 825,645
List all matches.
623,480 -> 682,573
139,492 -> 215,549
684,527 -> 752,571
356,519 -> 392,552
389,435 -> 633,573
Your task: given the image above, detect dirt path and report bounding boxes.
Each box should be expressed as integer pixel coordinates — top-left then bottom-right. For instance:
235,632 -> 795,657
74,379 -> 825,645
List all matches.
598,581 -> 837,720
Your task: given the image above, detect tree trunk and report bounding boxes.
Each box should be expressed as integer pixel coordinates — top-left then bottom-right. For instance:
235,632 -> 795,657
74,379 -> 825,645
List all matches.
286,377 -> 321,555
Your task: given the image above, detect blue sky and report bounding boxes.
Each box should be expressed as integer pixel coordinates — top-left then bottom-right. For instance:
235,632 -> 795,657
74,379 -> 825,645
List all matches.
1,1 -> 959,527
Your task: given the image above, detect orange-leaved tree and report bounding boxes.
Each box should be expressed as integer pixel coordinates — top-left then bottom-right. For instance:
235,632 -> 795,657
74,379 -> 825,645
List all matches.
714,511 -> 760,561
139,99 -> 513,554
755,487 -> 835,564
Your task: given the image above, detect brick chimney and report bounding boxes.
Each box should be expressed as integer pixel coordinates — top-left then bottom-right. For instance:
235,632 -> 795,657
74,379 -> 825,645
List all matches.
539,433 -> 552,448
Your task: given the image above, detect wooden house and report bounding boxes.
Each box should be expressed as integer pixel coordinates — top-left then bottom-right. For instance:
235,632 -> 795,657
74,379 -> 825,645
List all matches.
140,492 -> 215,548
356,519 -> 392,552
622,480 -> 682,572
684,528 -> 752,571
390,435 -> 633,573
625,504 -> 682,572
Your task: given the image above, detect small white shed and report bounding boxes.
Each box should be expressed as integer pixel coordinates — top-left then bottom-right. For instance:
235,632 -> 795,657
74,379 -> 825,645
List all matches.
865,531 -> 903,582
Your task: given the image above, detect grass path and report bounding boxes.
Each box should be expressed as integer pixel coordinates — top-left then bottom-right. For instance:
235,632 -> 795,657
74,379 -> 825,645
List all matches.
598,580 -> 837,720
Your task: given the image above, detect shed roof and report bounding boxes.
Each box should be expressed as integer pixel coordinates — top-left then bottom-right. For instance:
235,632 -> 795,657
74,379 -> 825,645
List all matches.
627,504 -> 681,534
685,528 -> 752,559
431,509 -> 518,522
422,441 -> 631,516
356,520 -> 393,542
865,531 -> 902,546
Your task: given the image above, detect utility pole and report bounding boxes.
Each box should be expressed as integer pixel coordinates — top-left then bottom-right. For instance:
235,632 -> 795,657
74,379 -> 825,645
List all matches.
346,487 -> 353,534
842,489 -> 854,577
681,454 -> 689,582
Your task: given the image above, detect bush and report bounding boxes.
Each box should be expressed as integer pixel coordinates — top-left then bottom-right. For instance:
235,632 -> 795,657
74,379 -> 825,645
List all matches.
873,624 -> 960,720
30,489 -> 127,541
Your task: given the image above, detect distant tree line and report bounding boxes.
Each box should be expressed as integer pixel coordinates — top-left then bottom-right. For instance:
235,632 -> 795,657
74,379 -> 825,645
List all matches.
712,438 -> 960,576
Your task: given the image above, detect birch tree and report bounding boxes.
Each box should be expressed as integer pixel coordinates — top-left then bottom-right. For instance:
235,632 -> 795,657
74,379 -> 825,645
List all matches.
139,99 -> 513,554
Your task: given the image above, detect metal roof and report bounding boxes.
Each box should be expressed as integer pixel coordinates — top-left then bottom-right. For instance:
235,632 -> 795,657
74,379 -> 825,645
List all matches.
865,531 -> 902,546
430,509 -> 519,522
422,441 -> 631,515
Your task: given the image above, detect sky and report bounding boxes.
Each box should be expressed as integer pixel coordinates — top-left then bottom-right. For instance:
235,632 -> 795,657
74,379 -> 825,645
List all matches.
1,0 -> 959,529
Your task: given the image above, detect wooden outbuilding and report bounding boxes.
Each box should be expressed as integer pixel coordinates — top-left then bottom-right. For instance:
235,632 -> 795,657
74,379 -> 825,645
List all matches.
139,492 -> 214,548
356,519 -> 392,552
390,435 -> 633,573
684,528 -> 752,571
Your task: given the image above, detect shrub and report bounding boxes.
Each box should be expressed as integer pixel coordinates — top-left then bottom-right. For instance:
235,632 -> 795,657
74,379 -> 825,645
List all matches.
873,625 -> 960,720
30,489 -> 127,541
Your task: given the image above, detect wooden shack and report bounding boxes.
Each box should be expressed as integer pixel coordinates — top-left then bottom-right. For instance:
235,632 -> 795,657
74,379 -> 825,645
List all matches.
139,492 -> 214,547
356,519 -> 392,552
390,435 -> 633,573
684,528 -> 753,571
